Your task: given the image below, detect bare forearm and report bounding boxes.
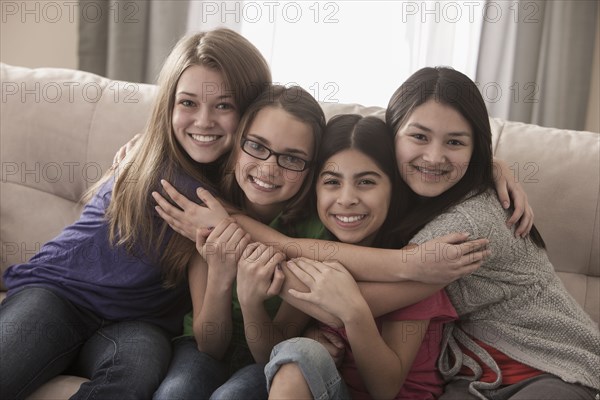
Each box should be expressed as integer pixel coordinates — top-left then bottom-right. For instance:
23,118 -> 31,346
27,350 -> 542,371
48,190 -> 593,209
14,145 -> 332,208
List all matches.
279,263 -> 441,324
233,215 -> 413,281
240,303 -> 287,363
193,285 -> 233,359
343,311 -> 404,399
359,281 -> 444,317
234,215 -> 490,285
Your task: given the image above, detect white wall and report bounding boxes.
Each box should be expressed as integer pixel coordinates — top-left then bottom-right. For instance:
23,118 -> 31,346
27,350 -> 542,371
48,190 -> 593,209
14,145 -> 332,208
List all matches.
0,0 -> 78,68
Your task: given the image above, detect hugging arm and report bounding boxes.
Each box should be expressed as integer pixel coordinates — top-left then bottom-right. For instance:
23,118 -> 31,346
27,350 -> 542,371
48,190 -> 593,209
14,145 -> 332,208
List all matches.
236,214 -> 489,284
111,133 -> 142,168
493,158 -> 534,237
153,180 -> 489,284
118,136 -> 531,236
278,258 -> 443,327
155,181 -> 455,327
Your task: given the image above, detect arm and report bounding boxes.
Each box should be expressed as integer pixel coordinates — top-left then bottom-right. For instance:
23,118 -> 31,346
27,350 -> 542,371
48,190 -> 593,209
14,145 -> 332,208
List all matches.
191,221 -> 251,359
348,317 -> 428,399
152,181 -> 490,284
286,259 -> 427,399
236,243 -> 311,363
111,133 -> 142,168
278,258 -> 443,325
235,215 -> 489,284
493,157 -> 534,237
189,253 -> 231,358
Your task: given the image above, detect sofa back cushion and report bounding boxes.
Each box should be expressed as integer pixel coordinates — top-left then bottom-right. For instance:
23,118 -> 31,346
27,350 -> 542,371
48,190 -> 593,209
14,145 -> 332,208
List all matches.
1,64 -> 156,285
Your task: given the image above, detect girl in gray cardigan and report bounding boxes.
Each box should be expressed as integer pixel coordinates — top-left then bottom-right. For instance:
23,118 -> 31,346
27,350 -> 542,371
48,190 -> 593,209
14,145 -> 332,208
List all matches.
386,66 -> 599,399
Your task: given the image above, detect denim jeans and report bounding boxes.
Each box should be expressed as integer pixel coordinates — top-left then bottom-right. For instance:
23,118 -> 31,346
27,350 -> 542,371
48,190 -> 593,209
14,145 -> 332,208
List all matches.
153,336 -> 268,400
210,363 -> 268,400
0,287 -> 172,400
265,337 -> 350,400
153,336 -> 228,400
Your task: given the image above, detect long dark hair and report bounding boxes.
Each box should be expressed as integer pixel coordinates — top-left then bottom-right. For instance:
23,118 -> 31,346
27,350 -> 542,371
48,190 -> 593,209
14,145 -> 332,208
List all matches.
315,114 -> 401,248
386,67 -> 545,248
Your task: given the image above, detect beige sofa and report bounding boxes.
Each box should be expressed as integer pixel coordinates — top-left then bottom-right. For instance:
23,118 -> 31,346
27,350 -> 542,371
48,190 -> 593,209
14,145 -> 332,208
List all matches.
1,63 -> 599,399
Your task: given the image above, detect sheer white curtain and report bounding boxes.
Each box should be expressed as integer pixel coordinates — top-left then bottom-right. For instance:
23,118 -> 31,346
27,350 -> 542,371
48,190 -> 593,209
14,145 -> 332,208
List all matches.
186,1 -> 484,107
80,0 -> 484,101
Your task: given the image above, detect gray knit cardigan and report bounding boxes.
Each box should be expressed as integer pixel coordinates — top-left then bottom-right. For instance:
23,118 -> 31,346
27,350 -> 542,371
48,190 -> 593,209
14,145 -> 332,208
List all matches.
411,191 -> 600,398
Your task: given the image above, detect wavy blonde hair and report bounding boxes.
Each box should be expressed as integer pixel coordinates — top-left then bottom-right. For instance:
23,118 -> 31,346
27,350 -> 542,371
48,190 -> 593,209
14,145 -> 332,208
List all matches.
88,29 -> 271,286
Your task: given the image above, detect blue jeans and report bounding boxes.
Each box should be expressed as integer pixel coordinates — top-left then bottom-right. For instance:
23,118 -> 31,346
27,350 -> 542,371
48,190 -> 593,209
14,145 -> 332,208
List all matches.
153,336 -> 228,399
0,287 -> 172,400
210,363 -> 268,400
265,337 -> 350,400
154,336 -> 268,400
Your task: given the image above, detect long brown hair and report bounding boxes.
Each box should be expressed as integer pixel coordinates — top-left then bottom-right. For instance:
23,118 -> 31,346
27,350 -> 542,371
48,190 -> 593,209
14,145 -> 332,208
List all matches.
221,85 -> 326,231
386,67 -> 545,248
88,29 -> 271,286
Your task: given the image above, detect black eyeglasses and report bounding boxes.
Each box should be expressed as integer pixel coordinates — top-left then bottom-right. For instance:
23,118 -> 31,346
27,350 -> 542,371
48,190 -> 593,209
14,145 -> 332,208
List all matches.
240,138 -> 311,172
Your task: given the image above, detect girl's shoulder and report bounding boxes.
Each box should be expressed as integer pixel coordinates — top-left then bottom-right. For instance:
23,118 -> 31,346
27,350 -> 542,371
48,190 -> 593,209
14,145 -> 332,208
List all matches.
169,167 -> 217,204
454,189 -> 504,216
411,190 -> 506,245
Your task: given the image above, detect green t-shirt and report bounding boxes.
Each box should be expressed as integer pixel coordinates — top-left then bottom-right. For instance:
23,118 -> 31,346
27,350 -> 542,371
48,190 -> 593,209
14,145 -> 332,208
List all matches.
181,213 -> 329,352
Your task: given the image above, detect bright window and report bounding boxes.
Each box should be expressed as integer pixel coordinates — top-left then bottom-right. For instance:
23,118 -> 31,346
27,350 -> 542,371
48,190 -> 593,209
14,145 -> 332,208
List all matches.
188,1 -> 484,107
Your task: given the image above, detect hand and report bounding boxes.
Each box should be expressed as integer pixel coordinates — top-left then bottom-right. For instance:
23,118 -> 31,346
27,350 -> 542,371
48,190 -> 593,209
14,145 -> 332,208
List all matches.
406,233 -> 491,284
111,133 -> 142,169
152,179 -> 230,241
198,219 -> 251,285
287,258 -> 368,323
304,325 -> 345,367
493,158 -> 534,237
237,243 -> 286,307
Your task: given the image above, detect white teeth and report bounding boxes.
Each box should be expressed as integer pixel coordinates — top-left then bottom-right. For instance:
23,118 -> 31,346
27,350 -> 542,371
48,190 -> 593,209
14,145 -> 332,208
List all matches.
335,215 -> 365,223
416,166 -> 446,175
191,134 -> 219,142
251,176 -> 277,189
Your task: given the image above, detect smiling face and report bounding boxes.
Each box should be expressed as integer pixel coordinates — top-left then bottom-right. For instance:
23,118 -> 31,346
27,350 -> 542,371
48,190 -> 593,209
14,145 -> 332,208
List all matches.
171,65 -> 239,163
235,106 -> 314,222
317,149 -> 392,246
395,99 -> 474,198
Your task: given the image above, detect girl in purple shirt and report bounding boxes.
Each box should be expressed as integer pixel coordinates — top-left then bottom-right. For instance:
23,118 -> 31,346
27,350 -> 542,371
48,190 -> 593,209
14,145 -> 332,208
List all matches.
0,29 -> 270,400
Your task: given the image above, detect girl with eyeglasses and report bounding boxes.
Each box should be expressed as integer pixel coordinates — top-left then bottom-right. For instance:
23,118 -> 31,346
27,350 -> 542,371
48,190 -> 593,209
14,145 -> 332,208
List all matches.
152,84 -> 328,399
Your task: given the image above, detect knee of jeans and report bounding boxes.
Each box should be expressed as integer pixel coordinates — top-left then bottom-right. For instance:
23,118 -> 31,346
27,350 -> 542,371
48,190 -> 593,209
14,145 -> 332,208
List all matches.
97,321 -> 172,371
272,337 -> 329,362
268,337 -> 335,376
266,338 -> 341,397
